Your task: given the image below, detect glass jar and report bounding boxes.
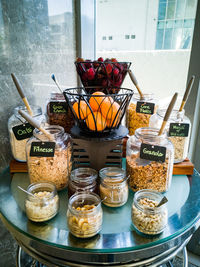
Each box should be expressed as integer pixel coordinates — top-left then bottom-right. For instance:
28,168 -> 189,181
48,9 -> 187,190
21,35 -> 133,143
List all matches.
26,125 -> 72,191
67,192 -> 103,238
132,189 -> 168,235
25,182 -> 59,222
126,94 -> 158,136
68,168 -> 98,199
46,92 -> 74,133
8,105 -> 44,162
149,109 -> 191,163
99,167 -> 128,207
126,127 -> 174,192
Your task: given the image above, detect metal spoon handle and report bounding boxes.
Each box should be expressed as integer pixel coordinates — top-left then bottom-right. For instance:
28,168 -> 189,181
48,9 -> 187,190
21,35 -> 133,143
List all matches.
157,196 -> 168,207
18,186 -> 36,198
51,74 -> 63,94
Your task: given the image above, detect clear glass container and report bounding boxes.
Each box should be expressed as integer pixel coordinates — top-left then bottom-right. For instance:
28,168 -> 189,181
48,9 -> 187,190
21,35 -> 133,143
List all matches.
149,109 -> 191,163
99,167 -> 128,207
126,94 -> 158,136
46,92 -> 74,133
25,182 -> 59,222
132,189 -> 168,235
67,192 -> 103,238
68,168 -> 98,199
26,125 -> 72,191
8,105 -> 44,162
126,127 -> 174,192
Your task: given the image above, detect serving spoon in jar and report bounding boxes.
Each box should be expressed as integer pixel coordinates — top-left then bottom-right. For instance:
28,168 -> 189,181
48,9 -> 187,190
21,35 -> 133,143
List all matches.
18,186 -> 39,199
128,69 -> 145,100
179,76 -> 195,112
51,74 -> 63,94
157,196 -> 168,207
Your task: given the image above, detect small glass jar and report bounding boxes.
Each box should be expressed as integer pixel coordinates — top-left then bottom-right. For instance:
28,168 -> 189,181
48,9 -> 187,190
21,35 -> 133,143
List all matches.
126,94 -> 158,136
99,167 -> 128,207
26,125 -> 72,191
25,182 -> 59,222
46,92 -> 74,133
67,192 -> 103,238
132,189 -> 168,235
149,109 -> 191,163
8,105 -> 44,162
126,127 -> 174,192
68,168 -> 98,199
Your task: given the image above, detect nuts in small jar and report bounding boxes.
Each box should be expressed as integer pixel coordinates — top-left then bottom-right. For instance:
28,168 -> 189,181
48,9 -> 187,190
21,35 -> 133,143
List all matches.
67,192 -> 103,238
132,190 -> 168,235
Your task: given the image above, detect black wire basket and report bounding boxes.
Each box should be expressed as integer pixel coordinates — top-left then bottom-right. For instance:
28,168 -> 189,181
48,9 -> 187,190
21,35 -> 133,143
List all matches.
75,61 -> 131,94
63,87 -> 134,135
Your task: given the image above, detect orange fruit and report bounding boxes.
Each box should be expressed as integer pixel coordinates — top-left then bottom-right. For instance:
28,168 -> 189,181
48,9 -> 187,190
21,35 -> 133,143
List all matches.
86,112 -> 107,131
101,101 -> 120,121
89,91 -> 105,112
73,101 -> 91,120
106,112 -> 121,128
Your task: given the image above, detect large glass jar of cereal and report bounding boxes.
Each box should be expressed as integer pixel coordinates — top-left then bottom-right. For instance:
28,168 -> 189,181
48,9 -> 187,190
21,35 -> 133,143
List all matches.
126,127 -> 174,192
149,109 -> 191,163
8,105 -> 44,162
26,125 -> 72,190
46,92 -> 74,133
126,94 -> 158,136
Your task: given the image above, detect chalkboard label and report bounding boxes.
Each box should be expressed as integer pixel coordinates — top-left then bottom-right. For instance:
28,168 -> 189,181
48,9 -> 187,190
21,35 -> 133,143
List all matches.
30,142 -> 55,157
136,101 -> 155,115
12,123 -> 35,140
50,102 -> 67,113
169,123 -> 189,137
140,143 -> 166,163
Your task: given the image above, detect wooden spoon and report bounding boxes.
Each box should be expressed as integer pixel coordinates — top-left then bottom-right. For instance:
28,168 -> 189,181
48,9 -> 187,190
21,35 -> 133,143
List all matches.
158,93 -> 178,136
128,69 -> 144,100
11,73 -> 33,116
179,76 -> 195,112
18,110 -> 54,141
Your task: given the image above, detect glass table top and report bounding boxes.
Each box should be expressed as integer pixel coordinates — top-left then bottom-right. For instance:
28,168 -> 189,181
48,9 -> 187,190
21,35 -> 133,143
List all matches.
0,168 -> 200,253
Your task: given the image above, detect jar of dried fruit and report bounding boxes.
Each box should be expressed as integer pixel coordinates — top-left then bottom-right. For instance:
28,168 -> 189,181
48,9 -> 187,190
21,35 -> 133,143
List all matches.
149,109 -> 191,163
99,167 -> 128,207
132,189 -> 168,235
68,168 -> 98,199
26,125 -> 72,191
46,92 -> 74,133
126,127 -> 174,192
8,105 -> 45,162
126,94 -> 158,136
67,192 -> 103,238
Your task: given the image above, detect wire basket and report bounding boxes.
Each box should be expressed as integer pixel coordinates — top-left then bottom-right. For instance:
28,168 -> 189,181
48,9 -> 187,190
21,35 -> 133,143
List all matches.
75,61 -> 131,94
63,87 -> 134,135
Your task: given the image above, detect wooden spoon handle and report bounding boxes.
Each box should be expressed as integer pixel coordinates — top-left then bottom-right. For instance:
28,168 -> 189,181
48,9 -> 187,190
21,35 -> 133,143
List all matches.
128,69 -> 144,100
18,110 -> 53,141
158,92 -> 178,136
11,73 -> 33,116
179,76 -> 195,112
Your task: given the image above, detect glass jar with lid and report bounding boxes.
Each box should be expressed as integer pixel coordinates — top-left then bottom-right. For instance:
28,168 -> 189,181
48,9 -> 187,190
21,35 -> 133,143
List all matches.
67,192 -> 103,238
46,92 -> 74,133
126,94 -> 158,136
8,105 -> 45,162
99,167 -> 128,207
149,109 -> 191,163
126,127 -> 174,192
26,125 -> 72,191
25,182 -> 59,222
132,189 -> 168,235
68,168 -> 98,198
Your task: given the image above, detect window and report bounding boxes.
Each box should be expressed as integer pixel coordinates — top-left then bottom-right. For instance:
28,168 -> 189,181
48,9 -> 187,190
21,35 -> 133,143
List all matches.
102,36 -> 106,40
131,35 -> 136,39
108,36 -> 113,40
125,35 -> 130,39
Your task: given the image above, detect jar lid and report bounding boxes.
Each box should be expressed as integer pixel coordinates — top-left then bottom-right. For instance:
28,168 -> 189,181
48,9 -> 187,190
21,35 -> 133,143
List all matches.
99,167 -> 126,183
70,168 -> 97,184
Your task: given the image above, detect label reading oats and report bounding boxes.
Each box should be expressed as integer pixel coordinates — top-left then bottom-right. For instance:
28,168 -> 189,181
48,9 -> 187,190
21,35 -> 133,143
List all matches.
12,123 -> 35,140
140,143 -> 166,163
169,123 -> 189,137
136,101 -> 155,115
30,142 -> 55,157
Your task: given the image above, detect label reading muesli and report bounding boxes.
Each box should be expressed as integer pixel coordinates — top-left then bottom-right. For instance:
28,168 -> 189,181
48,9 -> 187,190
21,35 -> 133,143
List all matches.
30,142 -> 55,157
12,123 -> 35,140
169,123 -> 189,137
136,101 -> 155,115
140,143 -> 166,163
50,102 -> 67,113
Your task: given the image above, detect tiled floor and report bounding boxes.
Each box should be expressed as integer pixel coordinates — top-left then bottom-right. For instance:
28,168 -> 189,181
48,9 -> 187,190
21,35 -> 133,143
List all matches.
0,219 -> 200,267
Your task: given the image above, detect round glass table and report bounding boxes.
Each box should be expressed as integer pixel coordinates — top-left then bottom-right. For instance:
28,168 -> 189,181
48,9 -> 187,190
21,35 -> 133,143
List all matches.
0,168 -> 200,266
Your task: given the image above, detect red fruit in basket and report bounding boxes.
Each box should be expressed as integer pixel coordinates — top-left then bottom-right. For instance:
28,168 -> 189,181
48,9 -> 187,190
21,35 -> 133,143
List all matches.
106,64 -> 113,75
93,61 -> 100,68
111,58 -> 117,62
76,57 -> 84,62
98,57 -> 104,62
87,68 -> 95,80
85,60 -> 92,69
113,68 -> 119,76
